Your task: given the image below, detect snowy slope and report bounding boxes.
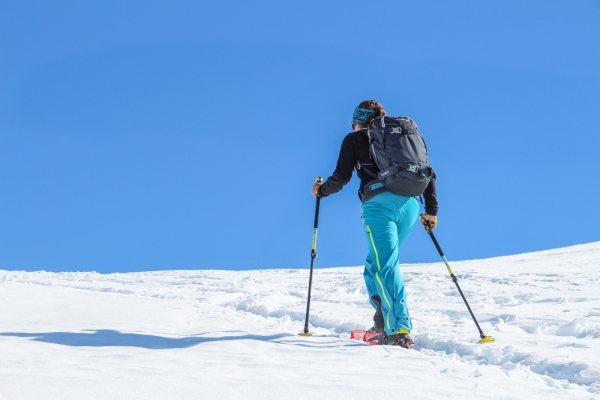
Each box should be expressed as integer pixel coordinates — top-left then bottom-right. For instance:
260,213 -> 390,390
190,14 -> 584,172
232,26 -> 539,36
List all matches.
2,242 -> 600,399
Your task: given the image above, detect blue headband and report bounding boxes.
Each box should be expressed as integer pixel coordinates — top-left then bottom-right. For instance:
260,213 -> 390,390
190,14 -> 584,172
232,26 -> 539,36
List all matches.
352,107 -> 375,125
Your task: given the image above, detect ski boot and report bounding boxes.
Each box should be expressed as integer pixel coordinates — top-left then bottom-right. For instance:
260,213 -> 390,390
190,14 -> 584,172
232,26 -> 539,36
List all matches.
366,328 -> 414,348
376,332 -> 412,348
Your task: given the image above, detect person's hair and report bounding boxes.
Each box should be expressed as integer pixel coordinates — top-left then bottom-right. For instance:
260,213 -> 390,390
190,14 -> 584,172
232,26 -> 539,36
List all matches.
357,100 -> 387,127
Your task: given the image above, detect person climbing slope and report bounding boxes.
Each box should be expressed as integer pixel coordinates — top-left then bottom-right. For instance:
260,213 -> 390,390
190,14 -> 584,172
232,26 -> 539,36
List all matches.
311,100 -> 438,348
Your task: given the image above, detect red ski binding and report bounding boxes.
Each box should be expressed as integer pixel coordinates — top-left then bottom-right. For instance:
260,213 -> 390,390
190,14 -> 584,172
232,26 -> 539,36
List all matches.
350,330 -> 383,345
350,330 -> 415,346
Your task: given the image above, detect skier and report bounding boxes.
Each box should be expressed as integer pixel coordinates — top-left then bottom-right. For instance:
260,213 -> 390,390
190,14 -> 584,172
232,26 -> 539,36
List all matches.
311,100 -> 438,347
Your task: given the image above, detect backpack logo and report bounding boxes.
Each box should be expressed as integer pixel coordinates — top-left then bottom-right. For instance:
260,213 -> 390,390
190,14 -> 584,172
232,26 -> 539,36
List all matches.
407,163 -> 419,173
390,127 -> 402,134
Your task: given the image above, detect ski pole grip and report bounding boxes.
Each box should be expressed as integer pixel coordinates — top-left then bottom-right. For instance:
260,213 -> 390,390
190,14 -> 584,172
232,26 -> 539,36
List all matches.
419,214 -> 431,231
316,176 -> 323,184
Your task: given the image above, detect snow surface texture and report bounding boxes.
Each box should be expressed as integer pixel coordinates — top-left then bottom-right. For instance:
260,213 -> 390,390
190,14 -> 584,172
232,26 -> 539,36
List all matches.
2,243 -> 600,399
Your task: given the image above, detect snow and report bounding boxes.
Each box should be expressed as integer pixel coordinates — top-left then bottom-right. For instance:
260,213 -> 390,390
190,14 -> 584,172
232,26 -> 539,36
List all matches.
2,242 -> 600,399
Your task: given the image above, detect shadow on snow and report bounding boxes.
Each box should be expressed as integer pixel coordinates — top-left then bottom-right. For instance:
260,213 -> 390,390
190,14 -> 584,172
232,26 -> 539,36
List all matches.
0,330 -> 294,349
0,330 -> 362,349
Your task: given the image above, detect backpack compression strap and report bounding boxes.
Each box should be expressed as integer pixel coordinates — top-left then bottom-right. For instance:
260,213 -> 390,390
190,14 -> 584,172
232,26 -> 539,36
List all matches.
356,162 -> 378,179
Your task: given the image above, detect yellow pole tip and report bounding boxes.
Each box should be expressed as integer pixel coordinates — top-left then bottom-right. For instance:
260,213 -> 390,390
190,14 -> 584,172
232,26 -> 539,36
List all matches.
298,332 -> 312,337
478,336 -> 495,343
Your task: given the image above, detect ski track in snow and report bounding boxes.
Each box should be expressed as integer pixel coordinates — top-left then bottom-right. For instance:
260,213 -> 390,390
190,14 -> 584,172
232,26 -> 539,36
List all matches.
2,242 -> 600,398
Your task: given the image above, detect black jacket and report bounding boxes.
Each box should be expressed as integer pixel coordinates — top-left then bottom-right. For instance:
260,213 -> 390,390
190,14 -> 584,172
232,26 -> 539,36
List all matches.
317,129 -> 438,216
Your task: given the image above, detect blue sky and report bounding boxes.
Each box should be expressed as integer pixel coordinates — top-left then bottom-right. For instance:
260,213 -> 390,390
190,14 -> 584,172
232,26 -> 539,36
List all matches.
1,1 -> 599,273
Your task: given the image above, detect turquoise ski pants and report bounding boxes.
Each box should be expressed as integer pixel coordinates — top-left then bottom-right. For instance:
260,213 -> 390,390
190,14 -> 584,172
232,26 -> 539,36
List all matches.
361,192 -> 420,336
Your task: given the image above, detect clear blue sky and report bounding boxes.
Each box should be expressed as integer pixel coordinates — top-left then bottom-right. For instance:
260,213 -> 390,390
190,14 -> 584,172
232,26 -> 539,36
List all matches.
1,1 -> 599,273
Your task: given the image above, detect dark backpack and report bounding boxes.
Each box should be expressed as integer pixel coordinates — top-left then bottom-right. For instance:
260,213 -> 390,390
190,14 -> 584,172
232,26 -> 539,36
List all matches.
364,116 -> 433,197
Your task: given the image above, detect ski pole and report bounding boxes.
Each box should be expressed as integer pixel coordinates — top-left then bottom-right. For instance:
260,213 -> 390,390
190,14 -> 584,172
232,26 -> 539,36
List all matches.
299,176 -> 323,337
419,215 -> 495,343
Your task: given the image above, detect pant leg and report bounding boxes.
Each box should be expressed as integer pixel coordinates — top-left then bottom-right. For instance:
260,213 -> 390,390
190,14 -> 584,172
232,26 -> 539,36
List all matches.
361,192 -> 419,335
395,196 -> 420,252
363,252 -> 380,309
394,194 -> 421,329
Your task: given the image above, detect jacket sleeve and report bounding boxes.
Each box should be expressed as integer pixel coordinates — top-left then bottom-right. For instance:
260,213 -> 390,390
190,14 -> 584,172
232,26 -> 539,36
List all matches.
423,169 -> 438,216
317,134 -> 357,198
